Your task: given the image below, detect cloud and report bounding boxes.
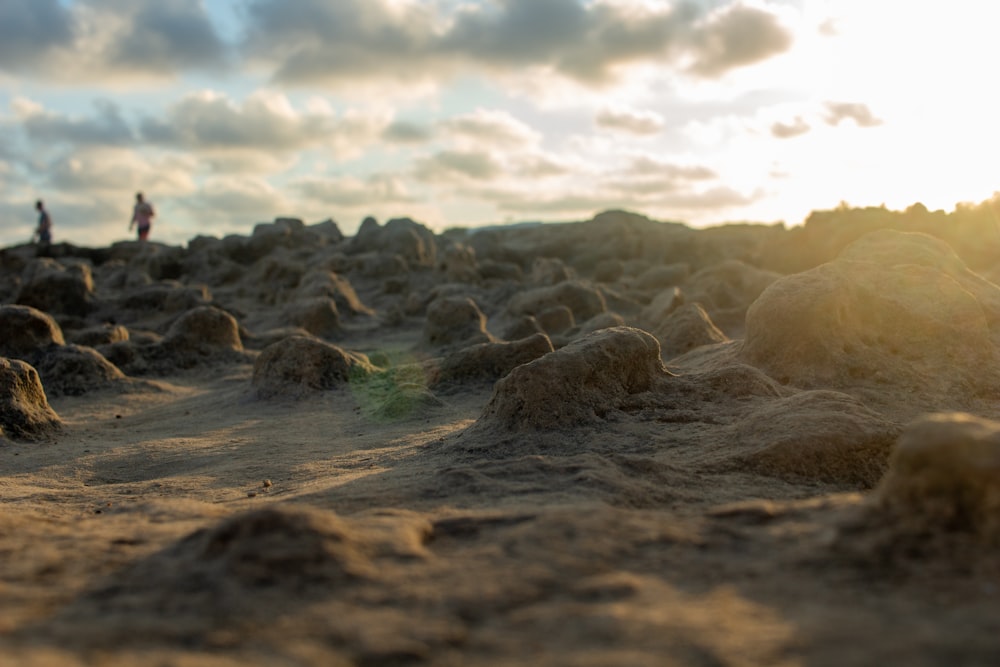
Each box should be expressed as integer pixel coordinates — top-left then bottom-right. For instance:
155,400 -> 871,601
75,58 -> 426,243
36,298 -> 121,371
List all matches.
3,1 -> 794,89
0,0 -> 74,71
178,175 -> 293,227
0,0 -> 227,81
414,149 -> 504,183
624,156 -> 718,181
241,0 -> 440,85
140,90 -> 391,159
596,107 -> 666,135
440,108 -> 541,146
686,3 -> 794,77
296,174 -> 417,208
103,0 -> 227,74
771,115 -> 810,138
42,147 -> 197,195
824,101 -> 882,127
13,97 -> 135,146
383,121 -> 434,144
242,0 -> 794,89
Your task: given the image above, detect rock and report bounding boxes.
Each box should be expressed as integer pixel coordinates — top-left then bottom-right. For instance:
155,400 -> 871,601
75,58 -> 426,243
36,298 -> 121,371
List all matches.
164,306 -> 243,353
653,303 -> 728,360
296,270 -> 373,316
875,413 -> 1000,541
107,242 -> 185,280
634,263 -> 690,291
478,259 -> 523,282
681,259 -> 780,332
574,311 -> 626,337
120,283 -> 211,315
32,345 -> 129,397
309,218 -> 345,243
740,230 -> 1000,413
423,297 -> 494,348
252,335 -> 375,399
432,333 -> 554,386
470,327 -> 675,432
535,306 -> 575,335
68,324 -> 130,348
283,297 -> 342,338
16,259 -> 96,317
507,281 -> 607,322
593,259 -> 624,283
531,257 -> 574,285
105,306 -> 251,374
501,315 -> 545,342
442,243 -> 479,283
349,217 -> 438,268
0,304 -> 65,361
0,357 -> 61,440
639,287 -> 685,330
732,391 -> 901,487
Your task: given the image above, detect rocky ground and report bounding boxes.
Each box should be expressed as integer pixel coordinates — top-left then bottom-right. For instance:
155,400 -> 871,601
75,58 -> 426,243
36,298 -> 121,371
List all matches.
1,209 -> 999,666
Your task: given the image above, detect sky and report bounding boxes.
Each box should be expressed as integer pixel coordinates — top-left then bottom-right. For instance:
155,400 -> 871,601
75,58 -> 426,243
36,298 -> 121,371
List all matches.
0,0 -> 996,248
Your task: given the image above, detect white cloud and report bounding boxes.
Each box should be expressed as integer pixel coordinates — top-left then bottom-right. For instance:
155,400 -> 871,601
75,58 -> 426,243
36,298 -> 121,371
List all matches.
140,90 -> 391,160
296,174 -> 417,208
595,106 -> 666,135
441,108 -> 541,147
823,101 -> 882,128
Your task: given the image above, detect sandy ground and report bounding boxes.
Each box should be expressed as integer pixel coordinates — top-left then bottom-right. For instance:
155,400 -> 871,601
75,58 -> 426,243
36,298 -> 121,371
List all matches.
3,215 -> 1000,665
2,358 -> 998,666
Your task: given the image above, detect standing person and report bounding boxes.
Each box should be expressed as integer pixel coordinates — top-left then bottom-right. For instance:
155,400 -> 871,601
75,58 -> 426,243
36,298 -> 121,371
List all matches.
129,192 -> 155,241
33,200 -> 52,246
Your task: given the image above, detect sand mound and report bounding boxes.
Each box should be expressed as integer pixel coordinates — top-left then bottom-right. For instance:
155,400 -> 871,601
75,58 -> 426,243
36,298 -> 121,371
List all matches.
68,323 -> 129,347
432,333 -> 555,387
741,230 -> 1000,412
875,413 -> 1000,542
31,344 -> 129,397
507,280 -> 608,322
470,326 -> 674,433
653,302 -> 729,360
16,258 -> 97,317
832,412 -> 1000,573
99,306 -> 248,375
0,304 -> 65,360
253,335 -> 375,398
55,506 -> 433,649
423,296 -> 495,348
162,506 -> 385,586
0,357 -> 61,439
164,305 -> 243,352
731,390 -> 901,487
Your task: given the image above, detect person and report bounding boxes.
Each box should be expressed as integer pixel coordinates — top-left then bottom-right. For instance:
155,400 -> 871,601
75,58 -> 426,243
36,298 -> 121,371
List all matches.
129,192 -> 155,241
34,200 -> 52,246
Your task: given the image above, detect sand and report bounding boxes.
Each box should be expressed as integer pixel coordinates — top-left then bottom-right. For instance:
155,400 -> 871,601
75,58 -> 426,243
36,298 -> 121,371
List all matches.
2,210 -> 999,666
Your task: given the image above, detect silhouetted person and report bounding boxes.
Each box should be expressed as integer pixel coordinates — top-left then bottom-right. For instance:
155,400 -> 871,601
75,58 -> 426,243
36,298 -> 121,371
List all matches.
33,200 -> 52,246
129,192 -> 155,241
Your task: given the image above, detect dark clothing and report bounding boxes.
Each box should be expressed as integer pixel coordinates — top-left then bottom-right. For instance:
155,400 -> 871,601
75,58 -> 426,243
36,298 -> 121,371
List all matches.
37,210 -> 52,244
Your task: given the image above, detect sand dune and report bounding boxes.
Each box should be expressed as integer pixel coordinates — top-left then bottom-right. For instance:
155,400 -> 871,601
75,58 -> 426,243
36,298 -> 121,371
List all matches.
2,210 -> 999,665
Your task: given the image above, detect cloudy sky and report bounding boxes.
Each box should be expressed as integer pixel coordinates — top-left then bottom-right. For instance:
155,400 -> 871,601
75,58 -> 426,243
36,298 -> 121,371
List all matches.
0,0 -> 995,247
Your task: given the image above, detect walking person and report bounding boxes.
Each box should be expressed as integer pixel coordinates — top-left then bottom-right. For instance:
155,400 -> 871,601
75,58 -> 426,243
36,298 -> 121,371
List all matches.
129,192 -> 155,241
33,200 -> 52,246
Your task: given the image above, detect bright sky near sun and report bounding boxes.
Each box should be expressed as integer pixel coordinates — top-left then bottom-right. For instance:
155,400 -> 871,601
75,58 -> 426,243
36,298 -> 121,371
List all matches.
0,0 -> 996,247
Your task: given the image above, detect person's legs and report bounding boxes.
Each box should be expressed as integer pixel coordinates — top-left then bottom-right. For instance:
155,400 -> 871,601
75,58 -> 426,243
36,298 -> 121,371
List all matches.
138,225 -> 150,241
